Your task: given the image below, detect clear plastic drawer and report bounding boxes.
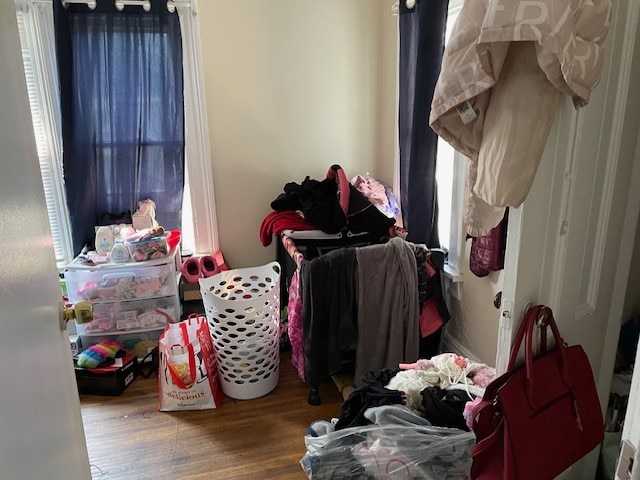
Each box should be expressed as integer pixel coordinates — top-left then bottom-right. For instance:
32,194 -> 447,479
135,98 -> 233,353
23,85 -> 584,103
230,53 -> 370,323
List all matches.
78,330 -> 164,360
75,297 -> 179,335
65,263 -> 177,303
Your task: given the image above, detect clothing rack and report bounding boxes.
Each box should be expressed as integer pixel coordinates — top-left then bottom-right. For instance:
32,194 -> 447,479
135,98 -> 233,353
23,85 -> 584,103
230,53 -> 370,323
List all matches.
280,233 -> 303,268
279,233 -> 450,405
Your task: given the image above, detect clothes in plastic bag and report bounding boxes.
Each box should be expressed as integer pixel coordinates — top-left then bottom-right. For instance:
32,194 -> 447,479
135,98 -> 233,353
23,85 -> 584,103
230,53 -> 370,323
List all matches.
421,387 -> 472,431
301,424 -> 474,479
335,368 -> 403,430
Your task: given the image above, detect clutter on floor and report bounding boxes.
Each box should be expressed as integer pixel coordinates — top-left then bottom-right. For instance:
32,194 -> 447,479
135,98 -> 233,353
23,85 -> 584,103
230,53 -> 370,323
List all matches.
262,165 -> 449,406
301,408 -> 475,479
74,353 -> 138,396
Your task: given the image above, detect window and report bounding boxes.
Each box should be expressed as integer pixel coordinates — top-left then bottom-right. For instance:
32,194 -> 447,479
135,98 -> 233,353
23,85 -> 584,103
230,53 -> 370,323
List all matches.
14,0 -> 218,267
435,0 -> 465,277
16,1 -> 73,266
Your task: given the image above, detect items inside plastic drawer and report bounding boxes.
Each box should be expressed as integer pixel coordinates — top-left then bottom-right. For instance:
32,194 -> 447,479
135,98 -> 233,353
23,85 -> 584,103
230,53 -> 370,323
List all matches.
79,330 -> 163,360
76,298 -> 177,334
66,264 -> 175,303
126,233 -> 169,261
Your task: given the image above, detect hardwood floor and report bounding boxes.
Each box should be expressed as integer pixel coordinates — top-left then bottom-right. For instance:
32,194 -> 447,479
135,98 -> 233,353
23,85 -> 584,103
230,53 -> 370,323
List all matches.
80,351 -> 343,480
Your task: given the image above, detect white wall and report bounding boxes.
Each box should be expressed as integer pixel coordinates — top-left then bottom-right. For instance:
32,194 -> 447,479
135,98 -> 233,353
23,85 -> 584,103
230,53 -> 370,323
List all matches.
199,0 -> 396,268
375,3 -> 398,185
447,240 -> 503,365
197,0 -> 504,363
197,1 -> 503,365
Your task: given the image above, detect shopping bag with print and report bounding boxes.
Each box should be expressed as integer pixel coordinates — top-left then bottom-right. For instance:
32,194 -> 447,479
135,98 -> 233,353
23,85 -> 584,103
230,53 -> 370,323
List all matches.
158,314 -> 223,411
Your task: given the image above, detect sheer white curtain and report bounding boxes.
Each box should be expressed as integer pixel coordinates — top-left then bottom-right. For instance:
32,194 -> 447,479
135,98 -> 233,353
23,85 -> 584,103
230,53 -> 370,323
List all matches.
15,0 -> 74,266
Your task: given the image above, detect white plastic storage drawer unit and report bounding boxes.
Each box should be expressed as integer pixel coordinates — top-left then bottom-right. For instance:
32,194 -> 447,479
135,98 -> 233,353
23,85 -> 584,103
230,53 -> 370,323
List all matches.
65,249 -> 181,353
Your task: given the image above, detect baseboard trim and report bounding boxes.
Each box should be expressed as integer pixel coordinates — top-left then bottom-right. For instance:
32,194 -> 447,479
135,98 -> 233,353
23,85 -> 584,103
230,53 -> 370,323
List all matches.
442,332 -> 481,363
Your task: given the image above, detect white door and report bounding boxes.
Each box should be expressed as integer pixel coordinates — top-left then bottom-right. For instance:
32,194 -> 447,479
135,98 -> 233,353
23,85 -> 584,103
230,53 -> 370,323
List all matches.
497,1 -> 640,479
0,8 -> 91,480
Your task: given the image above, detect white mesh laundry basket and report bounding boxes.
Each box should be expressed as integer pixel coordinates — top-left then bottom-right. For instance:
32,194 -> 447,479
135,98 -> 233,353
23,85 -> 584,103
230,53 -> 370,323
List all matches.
199,261 -> 281,400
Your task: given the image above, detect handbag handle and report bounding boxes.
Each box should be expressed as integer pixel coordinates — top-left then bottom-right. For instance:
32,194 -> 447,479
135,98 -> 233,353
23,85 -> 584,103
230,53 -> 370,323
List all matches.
524,306 -> 570,382
523,305 -> 572,410
326,164 -> 350,216
506,305 -> 539,371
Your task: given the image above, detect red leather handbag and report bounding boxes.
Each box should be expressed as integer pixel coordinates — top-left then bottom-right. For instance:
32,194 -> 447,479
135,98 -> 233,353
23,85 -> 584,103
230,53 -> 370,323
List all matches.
470,305 -> 604,479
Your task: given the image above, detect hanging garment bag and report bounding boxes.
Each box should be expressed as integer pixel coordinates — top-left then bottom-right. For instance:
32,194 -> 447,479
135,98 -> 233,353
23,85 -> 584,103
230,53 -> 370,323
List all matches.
470,305 -> 604,479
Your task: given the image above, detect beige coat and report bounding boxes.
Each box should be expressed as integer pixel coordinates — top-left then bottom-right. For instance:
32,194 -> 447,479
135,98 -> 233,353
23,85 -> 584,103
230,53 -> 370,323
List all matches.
430,0 -> 612,236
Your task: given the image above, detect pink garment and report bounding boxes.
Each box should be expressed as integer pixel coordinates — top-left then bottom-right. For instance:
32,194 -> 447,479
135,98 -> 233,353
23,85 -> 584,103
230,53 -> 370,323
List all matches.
419,298 -> 444,338
287,269 -> 305,381
351,175 -> 390,208
470,365 -> 496,388
464,397 -> 483,430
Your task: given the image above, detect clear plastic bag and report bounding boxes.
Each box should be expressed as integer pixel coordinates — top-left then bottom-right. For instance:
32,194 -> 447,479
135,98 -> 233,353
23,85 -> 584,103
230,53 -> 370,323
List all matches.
300,424 -> 474,479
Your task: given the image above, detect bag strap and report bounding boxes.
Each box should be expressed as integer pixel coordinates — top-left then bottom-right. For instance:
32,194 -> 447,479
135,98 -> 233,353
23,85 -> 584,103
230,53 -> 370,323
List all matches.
524,306 -> 572,406
470,417 -> 505,456
506,305 -> 540,371
326,164 -> 350,216
471,397 -> 497,431
187,312 -> 202,327
524,306 -> 567,378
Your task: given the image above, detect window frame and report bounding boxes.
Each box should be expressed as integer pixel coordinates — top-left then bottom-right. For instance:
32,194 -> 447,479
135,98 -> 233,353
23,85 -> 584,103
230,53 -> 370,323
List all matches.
15,0 -> 74,268
174,0 -> 219,255
438,1 -> 465,284
14,0 -> 219,267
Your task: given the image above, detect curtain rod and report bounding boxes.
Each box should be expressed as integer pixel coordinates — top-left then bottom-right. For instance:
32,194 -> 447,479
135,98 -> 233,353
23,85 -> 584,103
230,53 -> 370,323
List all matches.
115,0 -> 151,12
59,0 -> 190,12
61,0 -> 96,9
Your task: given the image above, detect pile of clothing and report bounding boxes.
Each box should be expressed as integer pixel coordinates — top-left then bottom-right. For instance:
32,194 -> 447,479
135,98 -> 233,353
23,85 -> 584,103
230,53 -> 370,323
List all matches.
301,353 -> 496,479
260,165 -> 398,246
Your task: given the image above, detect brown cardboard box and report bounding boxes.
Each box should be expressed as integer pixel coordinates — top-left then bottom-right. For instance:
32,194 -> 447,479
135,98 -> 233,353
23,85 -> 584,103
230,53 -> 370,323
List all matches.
179,276 -> 202,301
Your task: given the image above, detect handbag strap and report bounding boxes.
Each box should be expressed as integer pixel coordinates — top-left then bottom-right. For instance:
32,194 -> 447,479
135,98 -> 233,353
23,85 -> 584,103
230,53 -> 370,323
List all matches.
524,305 -> 571,393
506,305 -> 540,371
326,164 -> 350,216
470,397 -> 497,430
470,416 -> 505,456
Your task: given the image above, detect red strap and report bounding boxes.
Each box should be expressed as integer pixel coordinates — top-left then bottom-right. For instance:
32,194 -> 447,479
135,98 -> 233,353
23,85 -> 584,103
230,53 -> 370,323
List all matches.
471,417 -> 504,456
524,306 -> 572,402
507,305 -> 541,371
326,164 -> 350,216
471,398 -> 495,426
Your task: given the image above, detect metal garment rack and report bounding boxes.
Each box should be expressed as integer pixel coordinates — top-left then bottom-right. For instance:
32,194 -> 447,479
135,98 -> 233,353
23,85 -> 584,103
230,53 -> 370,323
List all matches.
278,232 -> 447,405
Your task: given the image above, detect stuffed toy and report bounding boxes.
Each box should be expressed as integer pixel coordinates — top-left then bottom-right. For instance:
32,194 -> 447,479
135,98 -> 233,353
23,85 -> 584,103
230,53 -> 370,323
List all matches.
132,198 -> 159,231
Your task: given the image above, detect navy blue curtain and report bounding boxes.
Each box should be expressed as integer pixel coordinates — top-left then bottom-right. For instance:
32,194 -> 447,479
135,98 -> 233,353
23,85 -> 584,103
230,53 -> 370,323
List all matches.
399,0 -> 448,248
54,0 -> 184,255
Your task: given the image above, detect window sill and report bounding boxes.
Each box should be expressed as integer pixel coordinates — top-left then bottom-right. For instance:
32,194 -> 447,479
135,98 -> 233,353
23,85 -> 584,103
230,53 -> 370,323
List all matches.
443,264 -> 463,283
443,264 -> 463,301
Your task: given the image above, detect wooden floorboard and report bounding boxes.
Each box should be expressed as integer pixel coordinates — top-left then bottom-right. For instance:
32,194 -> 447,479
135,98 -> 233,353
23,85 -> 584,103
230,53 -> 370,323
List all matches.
80,351 -> 343,480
